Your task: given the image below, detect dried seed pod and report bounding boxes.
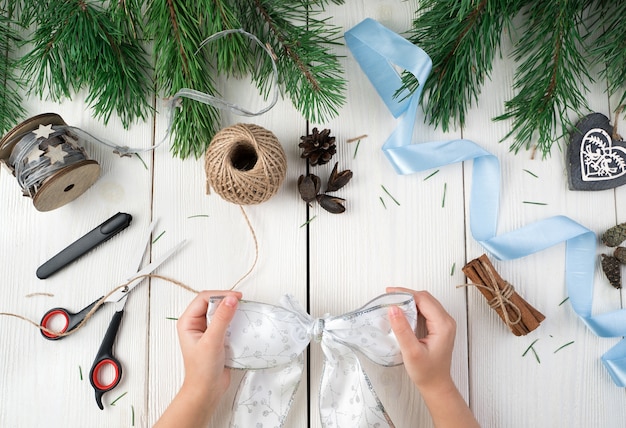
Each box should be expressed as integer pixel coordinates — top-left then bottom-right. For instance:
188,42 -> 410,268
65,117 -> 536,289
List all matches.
297,174 -> 321,203
326,162 -> 353,192
317,194 -> 346,214
615,247 -> 626,264
601,254 -> 622,289
602,222 -> 626,247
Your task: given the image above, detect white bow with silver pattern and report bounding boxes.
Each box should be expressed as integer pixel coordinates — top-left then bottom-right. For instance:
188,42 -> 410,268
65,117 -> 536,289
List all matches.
207,292 -> 418,427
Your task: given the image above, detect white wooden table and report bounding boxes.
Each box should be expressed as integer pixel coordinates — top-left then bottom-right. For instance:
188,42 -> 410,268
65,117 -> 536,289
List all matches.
2,2 -> 626,427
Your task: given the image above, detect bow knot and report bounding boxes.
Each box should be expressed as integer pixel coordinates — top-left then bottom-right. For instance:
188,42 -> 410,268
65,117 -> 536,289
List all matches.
208,292 -> 417,427
310,317 -> 326,343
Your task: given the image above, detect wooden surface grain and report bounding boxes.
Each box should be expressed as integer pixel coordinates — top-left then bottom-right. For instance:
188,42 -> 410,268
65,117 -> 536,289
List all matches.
1,2 -> 626,427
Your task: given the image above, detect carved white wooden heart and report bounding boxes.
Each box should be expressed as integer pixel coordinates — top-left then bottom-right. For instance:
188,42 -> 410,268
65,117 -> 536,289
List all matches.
580,128 -> 626,182
567,113 -> 626,191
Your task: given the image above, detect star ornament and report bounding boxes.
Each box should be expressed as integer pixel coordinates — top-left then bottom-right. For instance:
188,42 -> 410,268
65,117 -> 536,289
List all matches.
26,147 -> 45,164
32,123 -> 54,140
44,144 -> 68,165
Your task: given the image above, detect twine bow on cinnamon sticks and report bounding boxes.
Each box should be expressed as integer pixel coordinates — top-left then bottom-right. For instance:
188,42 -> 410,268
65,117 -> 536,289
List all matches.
461,254 -> 545,336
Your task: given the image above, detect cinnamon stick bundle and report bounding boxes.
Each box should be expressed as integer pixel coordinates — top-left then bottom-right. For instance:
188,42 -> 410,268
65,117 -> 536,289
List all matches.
462,254 -> 545,336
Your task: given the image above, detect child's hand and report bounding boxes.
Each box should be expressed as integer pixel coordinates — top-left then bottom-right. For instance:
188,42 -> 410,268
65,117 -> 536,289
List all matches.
386,287 -> 456,393
176,290 -> 242,412
387,287 -> 479,427
155,290 -> 242,428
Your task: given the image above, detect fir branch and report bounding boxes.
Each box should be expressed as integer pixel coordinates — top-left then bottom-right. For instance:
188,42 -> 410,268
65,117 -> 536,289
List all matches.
204,0 -> 251,75
91,1 -> 153,126
0,5 -> 25,133
495,0 -> 592,156
12,0 -> 347,158
19,0 -> 152,127
304,0 -> 345,6
402,0 -> 526,131
240,0 -> 346,123
145,0 -> 221,159
19,1 -> 71,99
113,0 -> 144,40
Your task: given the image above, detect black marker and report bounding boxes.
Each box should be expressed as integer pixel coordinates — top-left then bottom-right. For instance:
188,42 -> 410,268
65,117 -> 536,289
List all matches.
36,212 -> 132,279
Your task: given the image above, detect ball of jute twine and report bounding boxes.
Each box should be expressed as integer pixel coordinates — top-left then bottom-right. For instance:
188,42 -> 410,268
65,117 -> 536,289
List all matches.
205,123 -> 287,205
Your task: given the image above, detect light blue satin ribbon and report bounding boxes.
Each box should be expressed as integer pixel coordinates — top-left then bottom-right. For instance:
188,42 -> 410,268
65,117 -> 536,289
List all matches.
345,18 -> 626,387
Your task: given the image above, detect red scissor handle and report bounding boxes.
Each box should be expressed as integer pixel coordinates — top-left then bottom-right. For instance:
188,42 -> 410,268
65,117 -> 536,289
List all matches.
39,297 -> 103,340
40,309 -> 71,339
91,358 -> 122,391
89,309 -> 124,409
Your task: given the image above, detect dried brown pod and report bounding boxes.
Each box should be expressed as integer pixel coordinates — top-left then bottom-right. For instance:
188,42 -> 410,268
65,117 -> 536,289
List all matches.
317,194 -> 346,214
299,127 -> 336,166
615,247 -> 626,264
602,222 -> 626,247
601,254 -> 622,289
326,162 -> 353,192
297,174 -> 321,203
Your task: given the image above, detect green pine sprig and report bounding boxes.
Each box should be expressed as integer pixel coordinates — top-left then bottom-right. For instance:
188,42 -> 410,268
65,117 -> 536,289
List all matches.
9,0 -> 346,159
400,0 -> 526,132
145,0 -> 223,159
146,0 -> 346,158
0,4 -> 25,133
91,0 -> 153,126
240,0 -> 346,124
494,0 -> 592,157
402,0 -> 626,158
203,0 -> 252,76
19,0 -> 152,128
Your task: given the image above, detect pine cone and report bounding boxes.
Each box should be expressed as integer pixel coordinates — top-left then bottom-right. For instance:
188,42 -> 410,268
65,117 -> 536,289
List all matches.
601,254 -> 622,289
602,222 -> 626,247
299,128 -> 336,166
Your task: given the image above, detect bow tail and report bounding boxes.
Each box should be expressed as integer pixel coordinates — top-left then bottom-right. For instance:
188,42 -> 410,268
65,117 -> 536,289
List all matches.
230,354 -> 305,428
319,340 -> 394,428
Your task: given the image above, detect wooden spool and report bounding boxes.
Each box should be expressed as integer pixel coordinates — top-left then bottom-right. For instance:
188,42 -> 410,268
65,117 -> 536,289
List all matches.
0,113 -> 100,211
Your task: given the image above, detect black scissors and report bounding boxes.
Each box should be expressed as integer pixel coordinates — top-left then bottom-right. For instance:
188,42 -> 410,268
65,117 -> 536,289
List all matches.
89,297 -> 127,409
39,220 -> 185,408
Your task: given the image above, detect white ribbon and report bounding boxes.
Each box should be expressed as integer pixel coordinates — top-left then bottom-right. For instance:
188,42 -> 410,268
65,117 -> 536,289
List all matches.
207,292 -> 418,428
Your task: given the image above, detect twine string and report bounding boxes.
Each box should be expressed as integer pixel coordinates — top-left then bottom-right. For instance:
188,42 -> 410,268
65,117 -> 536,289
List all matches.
0,264 -> 258,337
229,205 -> 259,291
205,123 -> 287,205
0,274 -> 200,338
457,262 -> 522,327
204,123 -> 284,290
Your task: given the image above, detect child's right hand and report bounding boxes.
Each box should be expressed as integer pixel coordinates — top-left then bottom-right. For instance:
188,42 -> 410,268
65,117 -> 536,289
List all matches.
387,287 -> 457,394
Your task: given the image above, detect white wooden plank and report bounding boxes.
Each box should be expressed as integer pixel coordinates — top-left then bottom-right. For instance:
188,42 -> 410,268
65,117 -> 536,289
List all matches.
461,24 -> 626,427
4,3 -> 626,428
308,3 -> 470,427
0,93 -> 154,427
147,73 -> 309,427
